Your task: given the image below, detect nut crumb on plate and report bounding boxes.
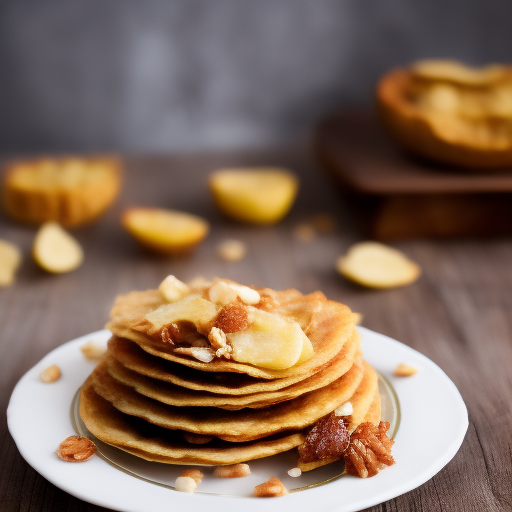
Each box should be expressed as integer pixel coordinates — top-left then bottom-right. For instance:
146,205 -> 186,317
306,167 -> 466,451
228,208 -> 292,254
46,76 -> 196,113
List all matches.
254,477 -> 289,497
180,468 -> 204,485
394,363 -> 419,377
288,467 -> 302,477
175,476 -> 198,493
213,463 -> 251,478
40,364 -> 61,383
80,340 -> 106,360
217,239 -> 247,262
56,436 -> 96,462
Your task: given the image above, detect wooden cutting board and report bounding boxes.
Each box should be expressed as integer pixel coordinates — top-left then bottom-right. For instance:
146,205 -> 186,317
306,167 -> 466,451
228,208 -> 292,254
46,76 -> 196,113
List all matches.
315,112 -> 512,240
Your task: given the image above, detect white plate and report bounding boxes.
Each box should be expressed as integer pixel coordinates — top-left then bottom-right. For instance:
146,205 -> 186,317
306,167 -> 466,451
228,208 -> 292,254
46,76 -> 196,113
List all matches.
7,327 -> 468,512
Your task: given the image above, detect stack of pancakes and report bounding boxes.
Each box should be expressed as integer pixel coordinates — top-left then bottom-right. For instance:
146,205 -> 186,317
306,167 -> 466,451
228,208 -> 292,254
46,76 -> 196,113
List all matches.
80,284 -> 381,468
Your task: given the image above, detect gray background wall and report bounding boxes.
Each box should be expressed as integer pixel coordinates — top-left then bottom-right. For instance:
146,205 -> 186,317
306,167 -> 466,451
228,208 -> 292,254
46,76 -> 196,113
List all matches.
1,0 -> 511,153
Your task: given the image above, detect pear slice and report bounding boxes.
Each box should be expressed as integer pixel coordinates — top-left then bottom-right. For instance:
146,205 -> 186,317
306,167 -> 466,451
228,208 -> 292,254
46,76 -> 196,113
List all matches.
209,168 -> 298,225
227,309 -> 312,370
337,242 -> 421,289
33,222 -> 83,273
143,295 -> 218,336
122,207 -> 209,255
0,239 -> 22,287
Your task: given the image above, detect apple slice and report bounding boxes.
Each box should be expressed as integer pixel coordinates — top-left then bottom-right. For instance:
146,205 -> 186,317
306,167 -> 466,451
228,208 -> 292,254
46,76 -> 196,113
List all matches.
227,309 -> 312,370
0,239 -> 22,287
337,242 -> 421,289
209,168 -> 298,225
142,295 -> 218,336
122,208 -> 209,255
33,222 -> 83,273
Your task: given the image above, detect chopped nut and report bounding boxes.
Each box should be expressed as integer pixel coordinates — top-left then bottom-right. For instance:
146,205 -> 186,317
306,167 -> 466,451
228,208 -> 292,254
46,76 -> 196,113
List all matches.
213,463 -> 251,478
56,436 -> 96,462
208,326 -> 227,349
394,363 -> 419,377
209,281 -> 260,306
257,292 -> 279,312
334,401 -> 353,417
159,275 -> 190,302
183,432 -> 213,444
40,364 -> 62,383
180,468 -> 204,485
174,347 -> 216,363
175,476 -> 197,493
298,413 -> 350,464
80,340 -> 106,360
215,345 -> 233,359
293,223 -> 315,242
287,467 -> 302,478
217,239 -> 247,262
254,477 -> 289,497
214,302 -> 251,333
344,421 -> 395,478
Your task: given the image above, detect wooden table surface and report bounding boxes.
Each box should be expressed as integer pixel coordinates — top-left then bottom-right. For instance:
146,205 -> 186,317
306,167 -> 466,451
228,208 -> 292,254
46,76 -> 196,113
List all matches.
1,149 -> 511,512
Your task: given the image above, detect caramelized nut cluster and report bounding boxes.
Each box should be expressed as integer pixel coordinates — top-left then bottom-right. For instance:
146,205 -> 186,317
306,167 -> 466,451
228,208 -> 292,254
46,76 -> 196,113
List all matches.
298,413 -> 350,464
344,421 -> 395,478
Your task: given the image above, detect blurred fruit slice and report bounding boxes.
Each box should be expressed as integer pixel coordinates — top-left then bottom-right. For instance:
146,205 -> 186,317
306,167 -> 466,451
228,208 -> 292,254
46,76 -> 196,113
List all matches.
33,222 -> 84,273
0,239 -> 22,287
209,168 -> 298,225
337,242 -> 421,289
122,208 -> 209,255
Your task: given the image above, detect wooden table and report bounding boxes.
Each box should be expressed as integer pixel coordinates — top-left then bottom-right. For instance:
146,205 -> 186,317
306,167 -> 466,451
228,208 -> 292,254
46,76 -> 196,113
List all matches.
1,150 -> 510,511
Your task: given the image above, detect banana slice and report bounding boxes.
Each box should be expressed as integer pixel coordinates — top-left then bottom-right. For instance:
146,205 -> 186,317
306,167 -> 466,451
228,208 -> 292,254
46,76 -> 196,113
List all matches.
0,239 -> 22,287
337,242 -> 421,289
209,168 -> 298,225
33,222 -> 83,273
122,208 -> 209,255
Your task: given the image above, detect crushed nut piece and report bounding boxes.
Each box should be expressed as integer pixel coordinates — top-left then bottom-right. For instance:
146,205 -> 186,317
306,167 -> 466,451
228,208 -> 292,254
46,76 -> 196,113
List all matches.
180,468 -> 204,485
208,326 -> 227,349
80,340 -> 106,360
215,345 -> 233,359
175,476 -> 197,493
215,302 -> 251,333
40,364 -> 62,383
209,281 -> 260,306
174,347 -> 216,363
288,467 -> 302,478
394,363 -> 419,377
298,413 -> 350,464
254,477 -> 289,497
293,223 -> 315,242
161,322 -> 208,347
217,239 -> 247,262
183,432 -> 213,444
213,463 -> 251,478
344,421 -> 395,478
159,275 -> 190,302
334,401 -> 353,417
56,436 -> 96,462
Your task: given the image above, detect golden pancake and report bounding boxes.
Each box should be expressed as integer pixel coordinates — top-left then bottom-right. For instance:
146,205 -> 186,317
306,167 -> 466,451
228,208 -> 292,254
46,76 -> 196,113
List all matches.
106,290 -> 357,379
80,381 -> 305,465
106,333 -> 360,408
89,358 -> 374,443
